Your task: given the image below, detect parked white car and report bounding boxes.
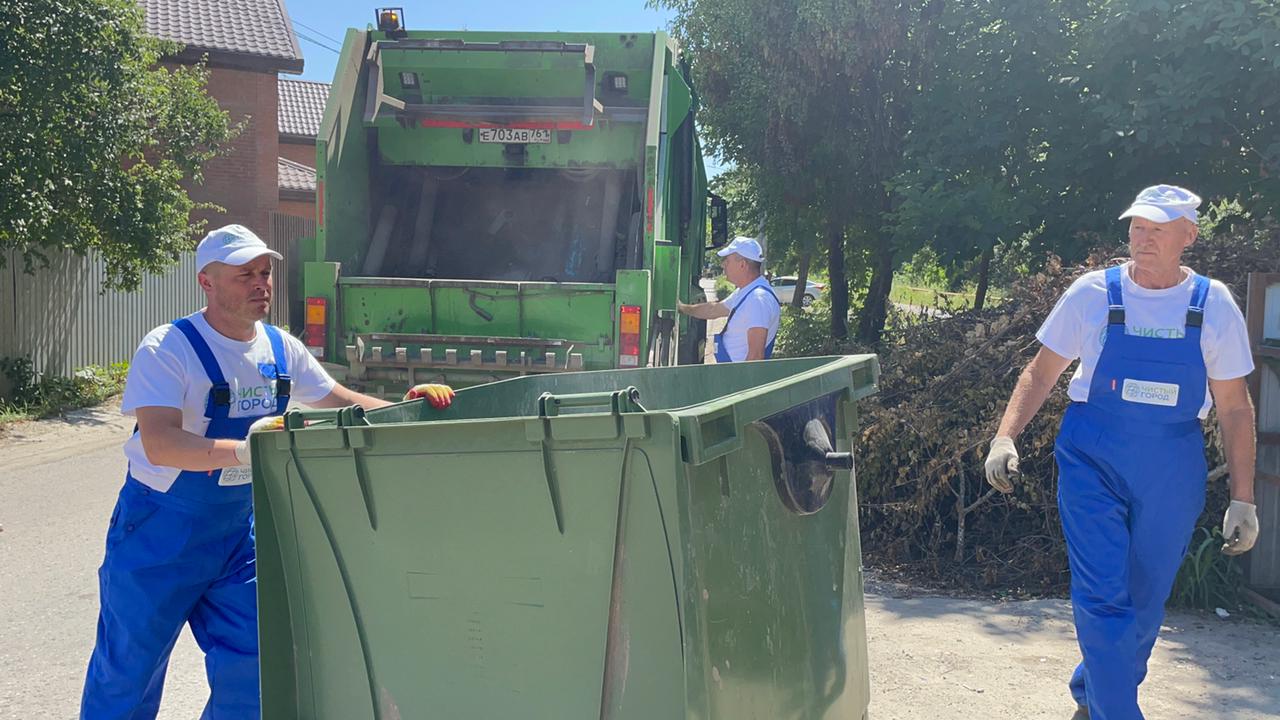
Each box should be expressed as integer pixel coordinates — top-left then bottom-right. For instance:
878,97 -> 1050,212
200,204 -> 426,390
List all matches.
769,276 -> 825,306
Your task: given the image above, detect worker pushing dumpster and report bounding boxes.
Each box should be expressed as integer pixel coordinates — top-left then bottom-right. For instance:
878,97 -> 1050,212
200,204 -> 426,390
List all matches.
251,354 -> 878,719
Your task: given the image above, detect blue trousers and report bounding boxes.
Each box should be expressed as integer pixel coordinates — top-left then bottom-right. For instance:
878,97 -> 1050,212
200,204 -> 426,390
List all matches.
1055,405 -> 1206,720
81,479 -> 259,720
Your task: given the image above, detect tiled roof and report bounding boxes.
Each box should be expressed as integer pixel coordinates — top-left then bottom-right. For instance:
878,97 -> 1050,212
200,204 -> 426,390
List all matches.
278,157 -> 316,195
278,79 -> 330,138
139,0 -> 303,70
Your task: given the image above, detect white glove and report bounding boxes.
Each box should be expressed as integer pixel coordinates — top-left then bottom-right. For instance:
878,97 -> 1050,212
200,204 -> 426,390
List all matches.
984,436 -> 1020,494
232,416 -> 285,465
1222,500 -> 1259,556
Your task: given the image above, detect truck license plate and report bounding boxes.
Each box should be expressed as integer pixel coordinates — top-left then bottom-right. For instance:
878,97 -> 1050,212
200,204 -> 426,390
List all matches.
478,128 -> 552,144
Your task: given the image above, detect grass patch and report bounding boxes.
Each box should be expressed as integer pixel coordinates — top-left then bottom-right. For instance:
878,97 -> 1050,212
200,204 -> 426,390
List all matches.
0,356 -> 128,427
890,278 -> 1005,310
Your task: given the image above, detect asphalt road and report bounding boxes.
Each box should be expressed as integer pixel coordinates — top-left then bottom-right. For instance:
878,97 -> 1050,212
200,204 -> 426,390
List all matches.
3,400 -> 1278,719
0,406 -> 206,719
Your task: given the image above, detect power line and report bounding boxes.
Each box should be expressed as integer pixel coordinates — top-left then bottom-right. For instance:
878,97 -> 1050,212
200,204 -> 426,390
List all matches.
295,30 -> 340,55
293,19 -> 343,46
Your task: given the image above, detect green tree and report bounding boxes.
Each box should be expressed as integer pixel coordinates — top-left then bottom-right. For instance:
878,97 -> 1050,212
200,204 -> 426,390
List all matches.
660,0 -> 942,342
1063,0 -> 1280,226
889,0 -> 1086,309
0,0 -> 235,290
890,0 -> 1280,309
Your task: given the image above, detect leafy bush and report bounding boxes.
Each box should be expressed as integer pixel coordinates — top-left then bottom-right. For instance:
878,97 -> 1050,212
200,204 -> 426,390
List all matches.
0,356 -> 128,422
1170,527 -> 1243,610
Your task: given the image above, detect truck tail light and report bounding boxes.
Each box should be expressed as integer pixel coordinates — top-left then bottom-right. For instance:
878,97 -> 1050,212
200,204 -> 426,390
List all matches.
305,297 -> 327,358
619,304 -> 641,367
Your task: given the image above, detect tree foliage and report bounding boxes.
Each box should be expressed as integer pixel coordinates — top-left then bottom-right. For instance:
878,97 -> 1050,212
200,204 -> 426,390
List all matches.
0,0 -> 235,290
666,0 -> 1280,339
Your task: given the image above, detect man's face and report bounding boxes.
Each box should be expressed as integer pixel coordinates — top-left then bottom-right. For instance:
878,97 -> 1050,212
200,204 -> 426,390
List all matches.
200,255 -> 273,323
1128,217 -> 1196,271
721,254 -> 748,285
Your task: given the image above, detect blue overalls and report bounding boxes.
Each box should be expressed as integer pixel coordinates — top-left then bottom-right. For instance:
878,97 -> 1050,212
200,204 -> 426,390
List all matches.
713,277 -> 781,363
1055,266 -> 1210,720
81,319 -> 291,720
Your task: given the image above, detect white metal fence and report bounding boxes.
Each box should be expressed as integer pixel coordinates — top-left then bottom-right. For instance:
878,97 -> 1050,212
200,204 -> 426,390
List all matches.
0,250 -> 204,376
0,214 -> 313,377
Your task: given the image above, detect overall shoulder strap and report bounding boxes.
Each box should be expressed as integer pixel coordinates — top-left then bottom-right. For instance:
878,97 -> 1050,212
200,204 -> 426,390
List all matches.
262,323 -> 292,413
172,317 -> 230,420
1105,265 -> 1125,325
1186,273 -> 1210,329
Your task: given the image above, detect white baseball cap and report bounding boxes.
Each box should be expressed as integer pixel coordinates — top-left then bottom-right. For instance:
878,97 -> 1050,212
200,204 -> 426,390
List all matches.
1118,184 -> 1202,224
196,224 -> 282,272
716,236 -> 764,263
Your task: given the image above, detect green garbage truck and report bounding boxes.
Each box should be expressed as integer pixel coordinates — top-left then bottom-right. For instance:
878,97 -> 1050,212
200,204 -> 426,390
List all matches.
253,354 -> 879,719
298,10 -> 728,389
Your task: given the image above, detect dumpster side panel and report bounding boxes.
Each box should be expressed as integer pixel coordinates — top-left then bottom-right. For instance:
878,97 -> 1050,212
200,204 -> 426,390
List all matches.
602,431 -> 688,720
678,392 -> 870,720
265,420 -> 640,719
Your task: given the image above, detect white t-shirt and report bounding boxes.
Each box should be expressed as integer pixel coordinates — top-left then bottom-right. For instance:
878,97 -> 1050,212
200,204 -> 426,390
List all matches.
719,277 -> 781,362
1036,262 -> 1254,418
121,311 -> 336,492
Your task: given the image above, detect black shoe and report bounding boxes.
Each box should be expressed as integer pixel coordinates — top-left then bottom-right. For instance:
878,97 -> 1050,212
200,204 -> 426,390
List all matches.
1071,706 -> 1089,720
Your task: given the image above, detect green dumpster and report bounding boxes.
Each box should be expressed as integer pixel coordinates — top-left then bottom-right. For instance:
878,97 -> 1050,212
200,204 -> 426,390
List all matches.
253,354 -> 879,719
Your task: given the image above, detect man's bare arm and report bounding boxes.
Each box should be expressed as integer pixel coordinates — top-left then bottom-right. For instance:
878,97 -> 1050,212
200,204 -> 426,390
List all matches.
677,300 -> 730,320
995,346 -> 1075,439
1209,376 -> 1256,504
135,406 -> 241,471
311,383 -> 393,410
745,327 -> 768,361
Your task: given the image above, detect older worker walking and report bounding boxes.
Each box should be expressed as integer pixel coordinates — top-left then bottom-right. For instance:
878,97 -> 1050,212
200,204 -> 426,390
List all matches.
983,185 -> 1260,720
677,236 -> 781,362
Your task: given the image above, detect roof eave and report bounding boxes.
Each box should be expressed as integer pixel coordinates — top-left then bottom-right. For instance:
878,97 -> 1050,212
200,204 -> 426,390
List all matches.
280,188 -> 316,201
171,45 -> 304,74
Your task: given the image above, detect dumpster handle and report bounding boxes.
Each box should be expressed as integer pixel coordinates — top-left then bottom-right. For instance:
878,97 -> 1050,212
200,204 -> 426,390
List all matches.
824,452 -> 855,470
538,387 -> 645,417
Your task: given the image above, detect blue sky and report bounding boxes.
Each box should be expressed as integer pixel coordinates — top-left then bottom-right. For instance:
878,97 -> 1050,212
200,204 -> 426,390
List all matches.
289,2 -> 676,83
284,1 -> 728,176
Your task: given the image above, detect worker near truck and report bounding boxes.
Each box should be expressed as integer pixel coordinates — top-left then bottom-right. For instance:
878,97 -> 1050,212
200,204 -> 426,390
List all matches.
677,236 -> 781,362
80,225 -> 454,719
983,185 -> 1259,720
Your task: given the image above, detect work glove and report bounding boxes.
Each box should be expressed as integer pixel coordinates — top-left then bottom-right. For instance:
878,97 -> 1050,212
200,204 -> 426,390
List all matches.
233,415 -> 286,465
405,383 -> 455,410
1221,500 -> 1260,555
984,436 -> 1020,494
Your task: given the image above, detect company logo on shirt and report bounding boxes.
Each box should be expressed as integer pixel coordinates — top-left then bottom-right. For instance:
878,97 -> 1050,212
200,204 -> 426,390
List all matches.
237,382 -> 278,413
1096,325 -> 1184,347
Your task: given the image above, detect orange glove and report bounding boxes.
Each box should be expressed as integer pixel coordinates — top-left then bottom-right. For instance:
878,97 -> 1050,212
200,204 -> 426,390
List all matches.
404,383 -> 455,409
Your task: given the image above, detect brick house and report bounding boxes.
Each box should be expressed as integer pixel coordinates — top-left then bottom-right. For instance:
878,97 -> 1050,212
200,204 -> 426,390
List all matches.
276,78 -> 330,219
139,0 -> 305,238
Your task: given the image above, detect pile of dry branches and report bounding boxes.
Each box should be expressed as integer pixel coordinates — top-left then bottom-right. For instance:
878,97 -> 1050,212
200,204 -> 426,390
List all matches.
854,220 -> 1279,594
